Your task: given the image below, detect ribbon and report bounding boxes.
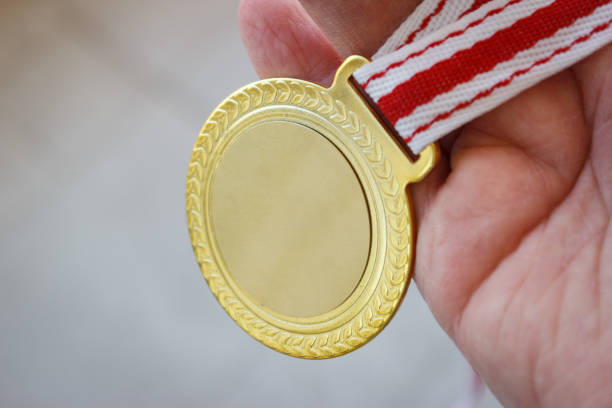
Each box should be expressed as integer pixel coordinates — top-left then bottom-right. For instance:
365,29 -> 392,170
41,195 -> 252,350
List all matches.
353,0 -> 612,153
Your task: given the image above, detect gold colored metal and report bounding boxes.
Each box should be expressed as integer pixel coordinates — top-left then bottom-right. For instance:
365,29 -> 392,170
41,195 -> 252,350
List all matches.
186,56 -> 439,359
211,121 -> 370,318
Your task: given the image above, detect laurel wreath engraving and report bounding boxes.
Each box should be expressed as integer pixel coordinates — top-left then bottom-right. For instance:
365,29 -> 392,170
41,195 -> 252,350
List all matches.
186,79 -> 412,358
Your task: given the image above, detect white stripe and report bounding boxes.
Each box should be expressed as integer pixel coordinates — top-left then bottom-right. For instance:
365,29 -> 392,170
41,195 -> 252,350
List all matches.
421,1 -> 475,42
373,0 -> 451,59
355,0 -> 554,102
403,6 -> 612,152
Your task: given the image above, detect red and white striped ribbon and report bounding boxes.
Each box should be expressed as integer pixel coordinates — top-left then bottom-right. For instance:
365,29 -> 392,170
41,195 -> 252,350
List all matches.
373,0 -> 493,58
354,0 -> 612,154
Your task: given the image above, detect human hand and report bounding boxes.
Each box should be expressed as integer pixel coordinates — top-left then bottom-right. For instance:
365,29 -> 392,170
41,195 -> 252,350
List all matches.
238,0 -> 612,406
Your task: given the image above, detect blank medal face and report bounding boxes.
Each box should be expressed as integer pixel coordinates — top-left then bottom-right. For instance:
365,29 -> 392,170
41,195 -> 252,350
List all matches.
211,121 -> 371,318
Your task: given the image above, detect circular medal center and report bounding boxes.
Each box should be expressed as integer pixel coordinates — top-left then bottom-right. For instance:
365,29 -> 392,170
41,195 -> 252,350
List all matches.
212,121 -> 371,318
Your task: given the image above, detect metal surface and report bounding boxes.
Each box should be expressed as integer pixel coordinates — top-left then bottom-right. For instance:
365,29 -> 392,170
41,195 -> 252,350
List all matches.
212,121 -> 370,317
187,56 -> 439,358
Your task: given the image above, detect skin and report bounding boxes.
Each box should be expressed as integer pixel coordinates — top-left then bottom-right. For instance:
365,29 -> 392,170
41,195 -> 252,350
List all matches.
237,0 -> 612,406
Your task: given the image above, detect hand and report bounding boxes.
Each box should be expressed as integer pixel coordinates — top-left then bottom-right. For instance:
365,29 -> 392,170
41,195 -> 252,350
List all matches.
238,1 -> 612,406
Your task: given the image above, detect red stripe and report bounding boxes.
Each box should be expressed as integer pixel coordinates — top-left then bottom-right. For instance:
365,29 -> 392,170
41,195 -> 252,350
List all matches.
458,0 -> 493,19
406,17 -> 612,141
361,0 -> 522,89
378,0 -> 611,125
397,0 -> 447,49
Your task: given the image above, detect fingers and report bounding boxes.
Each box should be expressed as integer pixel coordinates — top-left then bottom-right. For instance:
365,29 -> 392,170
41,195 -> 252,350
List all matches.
238,0 -> 422,85
413,71 -> 592,333
298,0 -> 421,58
572,44 -> 612,131
410,151 -> 449,225
238,0 -> 342,85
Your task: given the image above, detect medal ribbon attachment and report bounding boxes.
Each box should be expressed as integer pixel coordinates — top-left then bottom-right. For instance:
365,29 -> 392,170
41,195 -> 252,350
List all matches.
354,0 -> 612,153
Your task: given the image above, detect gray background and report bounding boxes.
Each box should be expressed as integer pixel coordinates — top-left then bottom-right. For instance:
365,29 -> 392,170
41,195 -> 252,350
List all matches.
0,1 -> 501,406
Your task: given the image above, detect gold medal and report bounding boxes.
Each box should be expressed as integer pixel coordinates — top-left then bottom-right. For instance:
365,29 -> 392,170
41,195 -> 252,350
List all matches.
186,56 -> 438,359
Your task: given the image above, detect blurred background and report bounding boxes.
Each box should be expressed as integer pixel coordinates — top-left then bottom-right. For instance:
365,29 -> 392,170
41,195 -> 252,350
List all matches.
0,1 -> 501,406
